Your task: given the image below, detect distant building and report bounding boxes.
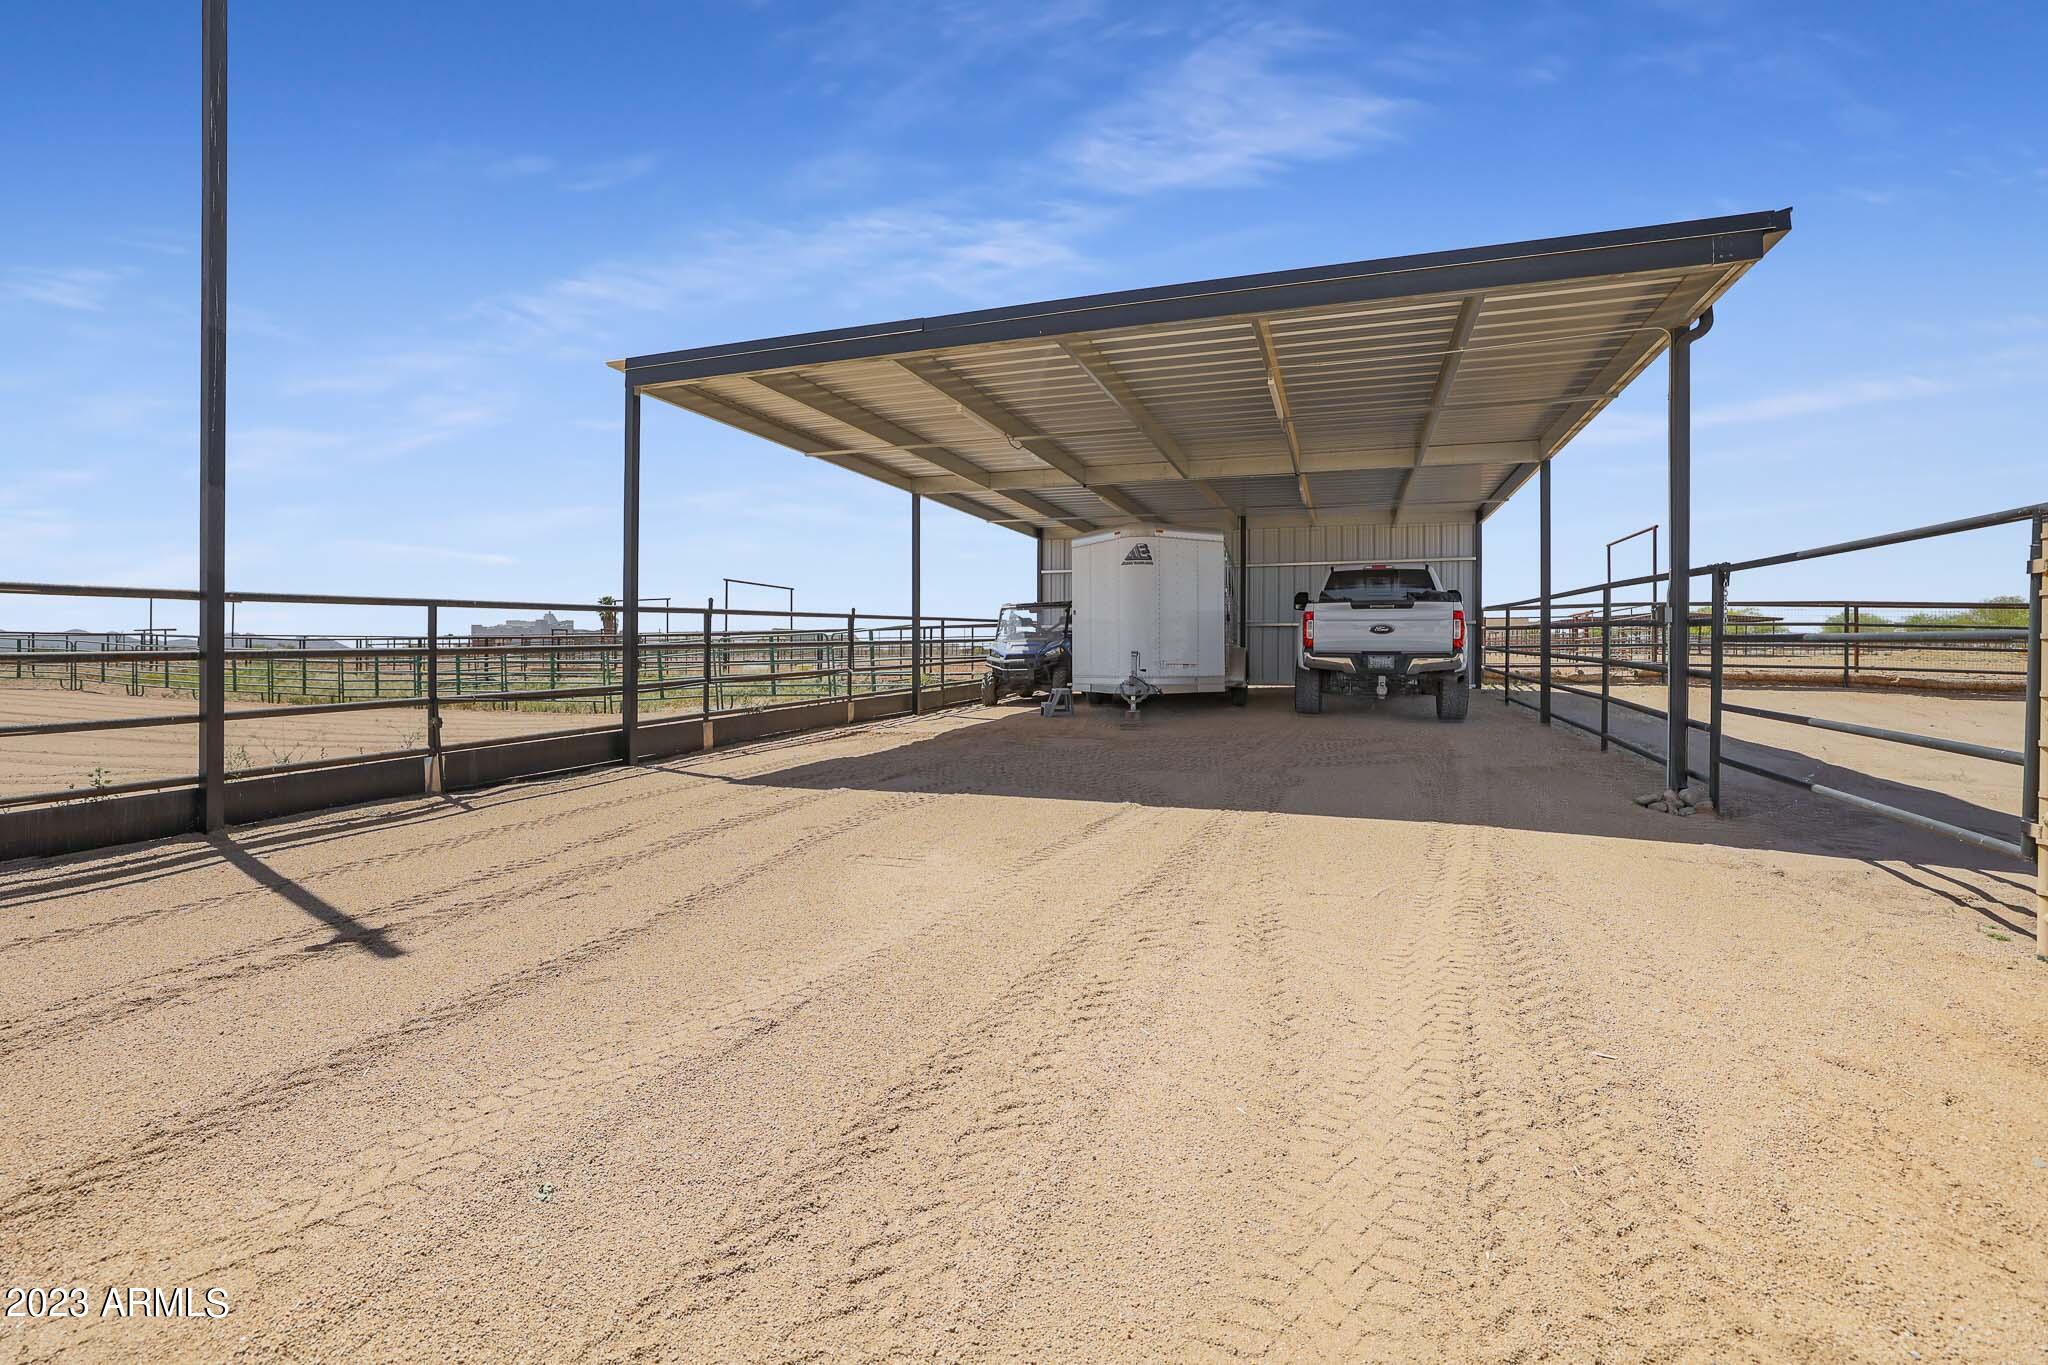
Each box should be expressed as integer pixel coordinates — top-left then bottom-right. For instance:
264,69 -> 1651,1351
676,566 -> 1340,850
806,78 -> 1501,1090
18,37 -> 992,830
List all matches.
470,612 -> 595,641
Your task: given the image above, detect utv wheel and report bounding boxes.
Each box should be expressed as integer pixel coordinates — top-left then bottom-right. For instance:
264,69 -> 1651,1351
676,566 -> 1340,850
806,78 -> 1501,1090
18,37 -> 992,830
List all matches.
980,675 -> 999,707
1049,664 -> 1072,695
1434,676 -> 1470,722
1227,684 -> 1249,707
1293,667 -> 1323,715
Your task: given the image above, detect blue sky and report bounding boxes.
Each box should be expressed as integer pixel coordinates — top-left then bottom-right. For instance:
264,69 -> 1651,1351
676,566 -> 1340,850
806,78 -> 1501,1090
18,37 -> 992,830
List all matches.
3,1 -> 2043,636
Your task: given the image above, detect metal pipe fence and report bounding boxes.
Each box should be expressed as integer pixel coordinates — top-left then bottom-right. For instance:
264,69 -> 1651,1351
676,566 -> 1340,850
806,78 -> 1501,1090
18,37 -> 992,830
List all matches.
1482,502 -> 2045,959
0,583 -> 993,816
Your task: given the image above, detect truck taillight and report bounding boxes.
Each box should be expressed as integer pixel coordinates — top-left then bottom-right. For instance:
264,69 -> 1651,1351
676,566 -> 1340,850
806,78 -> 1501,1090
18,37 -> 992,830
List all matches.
1452,608 -> 1465,650
1302,608 -> 1315,651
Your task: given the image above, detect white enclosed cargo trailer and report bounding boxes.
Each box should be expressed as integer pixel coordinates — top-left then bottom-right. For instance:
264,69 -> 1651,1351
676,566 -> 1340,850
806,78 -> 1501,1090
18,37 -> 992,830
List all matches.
1071,527 -> 1247,706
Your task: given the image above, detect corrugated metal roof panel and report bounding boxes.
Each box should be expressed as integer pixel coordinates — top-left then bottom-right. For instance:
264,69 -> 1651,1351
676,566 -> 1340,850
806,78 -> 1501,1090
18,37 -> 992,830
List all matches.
632,212 -> 1789,533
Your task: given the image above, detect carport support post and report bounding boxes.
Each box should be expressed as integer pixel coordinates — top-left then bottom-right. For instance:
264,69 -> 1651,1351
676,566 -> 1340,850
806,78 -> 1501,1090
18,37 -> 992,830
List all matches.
1469,512 -> 1483,688
1538,459 -> 1551,725
198,0 -> 227,833
1239,517 -> 1251,652
1666,308 -> 1712,792
425,604 -> 442,793
622,384 -> 641,764
701,599 -> 714,750
910,492 -> 923,713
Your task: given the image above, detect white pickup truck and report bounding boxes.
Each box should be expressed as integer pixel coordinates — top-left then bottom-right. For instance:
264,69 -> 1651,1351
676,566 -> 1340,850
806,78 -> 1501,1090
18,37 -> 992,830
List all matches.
1292,564 -> 1468,720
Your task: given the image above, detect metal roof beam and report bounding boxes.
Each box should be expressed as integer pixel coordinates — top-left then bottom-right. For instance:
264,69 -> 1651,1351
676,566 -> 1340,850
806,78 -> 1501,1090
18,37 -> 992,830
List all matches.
1251,319 -> 1316,519
653,385 -> 925,495
1245,499 -> 1494,529
1056,337 -> 1233,512
906,440 -> 1537,495
1535,263 -> 1746,455
749,373 -> 1097,532
888,357 -> 1155,521
1392,294 -> 1485,523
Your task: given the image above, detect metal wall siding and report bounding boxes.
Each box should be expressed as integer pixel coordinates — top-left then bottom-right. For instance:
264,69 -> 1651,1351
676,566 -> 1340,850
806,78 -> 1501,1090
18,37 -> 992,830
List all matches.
1039,534 -> 1072,602
1246,519 -> 1474,683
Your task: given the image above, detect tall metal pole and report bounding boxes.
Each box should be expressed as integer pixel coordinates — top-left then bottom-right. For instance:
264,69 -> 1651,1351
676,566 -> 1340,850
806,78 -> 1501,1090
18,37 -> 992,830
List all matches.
1469,511 -> 1483,688
910,492 -> 923,713
1538,458 -> 1551,725
1034,527 -> 1045,601
1666,308 -> 1713,791
198,0 -> 228,832
621,385 -> 641,763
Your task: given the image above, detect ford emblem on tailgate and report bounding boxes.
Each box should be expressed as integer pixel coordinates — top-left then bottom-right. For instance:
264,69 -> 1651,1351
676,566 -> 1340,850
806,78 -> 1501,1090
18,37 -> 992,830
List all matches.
1370,623 -> 1395,635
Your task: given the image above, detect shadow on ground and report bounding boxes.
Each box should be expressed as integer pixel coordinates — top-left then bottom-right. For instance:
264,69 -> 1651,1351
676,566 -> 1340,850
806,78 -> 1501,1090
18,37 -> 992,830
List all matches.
729,686 -> 2033,885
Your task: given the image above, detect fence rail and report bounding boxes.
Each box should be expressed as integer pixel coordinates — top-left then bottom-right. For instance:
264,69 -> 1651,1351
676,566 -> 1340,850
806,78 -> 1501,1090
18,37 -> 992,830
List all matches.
0,584 -> 995,843
1482,501 -> 2045,956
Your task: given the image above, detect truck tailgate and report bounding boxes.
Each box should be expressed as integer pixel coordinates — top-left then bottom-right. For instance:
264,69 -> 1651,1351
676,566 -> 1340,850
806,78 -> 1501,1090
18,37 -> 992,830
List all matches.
1312,604 -> 1455,655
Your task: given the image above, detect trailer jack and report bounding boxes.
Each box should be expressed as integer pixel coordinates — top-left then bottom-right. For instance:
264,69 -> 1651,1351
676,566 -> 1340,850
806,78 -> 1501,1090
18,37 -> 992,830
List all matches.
1117,651 -> 1155,726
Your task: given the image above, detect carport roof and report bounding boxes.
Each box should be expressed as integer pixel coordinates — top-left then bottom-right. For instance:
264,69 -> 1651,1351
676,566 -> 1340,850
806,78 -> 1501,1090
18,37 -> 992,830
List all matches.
613,209 -> 1790,537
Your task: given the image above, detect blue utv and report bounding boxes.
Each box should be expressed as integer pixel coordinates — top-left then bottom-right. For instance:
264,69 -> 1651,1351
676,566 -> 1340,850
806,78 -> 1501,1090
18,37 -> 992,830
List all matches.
980,601 -> 1072,706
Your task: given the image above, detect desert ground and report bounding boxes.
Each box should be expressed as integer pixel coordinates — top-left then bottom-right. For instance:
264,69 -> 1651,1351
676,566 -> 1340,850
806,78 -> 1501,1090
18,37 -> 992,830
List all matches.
0,685 -> 641,799
2,690 -> 2043,1361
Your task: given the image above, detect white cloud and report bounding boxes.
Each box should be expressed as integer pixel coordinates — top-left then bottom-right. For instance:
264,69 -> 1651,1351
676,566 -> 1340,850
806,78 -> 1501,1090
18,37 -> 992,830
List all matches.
428,147 -> 658,194
488,153 -> 558,179
1701,375 -> 1950,425
485,201 -> 1105,337
1578,373 -> 1953,446
3,266 -> 125,311
233,426 -> 351,473
1062,21 -> 1405,193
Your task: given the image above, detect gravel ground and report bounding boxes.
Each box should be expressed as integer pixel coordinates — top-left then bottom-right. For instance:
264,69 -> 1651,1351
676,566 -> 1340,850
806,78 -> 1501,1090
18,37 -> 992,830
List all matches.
1,691 -> 2043,1361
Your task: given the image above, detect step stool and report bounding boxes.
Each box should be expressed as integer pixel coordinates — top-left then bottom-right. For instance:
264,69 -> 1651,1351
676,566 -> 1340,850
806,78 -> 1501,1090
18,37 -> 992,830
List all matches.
1040,687 -> 1074,717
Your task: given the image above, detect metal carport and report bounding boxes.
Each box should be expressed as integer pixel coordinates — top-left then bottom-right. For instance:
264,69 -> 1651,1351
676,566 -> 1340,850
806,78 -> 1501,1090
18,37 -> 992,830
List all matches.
615,209 -> 1791,787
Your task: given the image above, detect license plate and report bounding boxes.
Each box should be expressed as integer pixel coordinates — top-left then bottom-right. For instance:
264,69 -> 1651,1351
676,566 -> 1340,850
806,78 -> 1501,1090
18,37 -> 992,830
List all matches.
1367,654 -> 1395,670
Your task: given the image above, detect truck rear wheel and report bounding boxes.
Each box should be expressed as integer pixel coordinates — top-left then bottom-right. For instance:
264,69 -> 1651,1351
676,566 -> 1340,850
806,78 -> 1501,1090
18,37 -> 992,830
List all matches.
1293,667 -> 1323,715
1435,676 -> 1470,722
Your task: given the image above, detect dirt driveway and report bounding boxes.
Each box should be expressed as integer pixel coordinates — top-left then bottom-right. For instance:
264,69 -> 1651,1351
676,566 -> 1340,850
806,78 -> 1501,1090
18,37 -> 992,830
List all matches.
2,693 -> 2042,1361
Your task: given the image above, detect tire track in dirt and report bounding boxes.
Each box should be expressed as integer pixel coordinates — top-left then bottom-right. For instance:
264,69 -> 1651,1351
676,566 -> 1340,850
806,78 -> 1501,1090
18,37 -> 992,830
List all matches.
0,714 -> 1005,1054
0,705 -> 949,931
54,803 -> 1157,1301
757,741 -> 1300,1361
0,783 -> 957,1229
1446,819 -> 1781,1358
1184,746 -> 1475,1361
0,765 -> 672,924
0,745 -> 913,950
577,808 -> 1240,1361
791,816 -> 1244,1359
0,782 -> 852,1057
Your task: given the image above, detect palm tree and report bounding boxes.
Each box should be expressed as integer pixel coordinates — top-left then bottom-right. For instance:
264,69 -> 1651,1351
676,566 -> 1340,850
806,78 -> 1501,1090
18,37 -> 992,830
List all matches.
597,595 -> 618,637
